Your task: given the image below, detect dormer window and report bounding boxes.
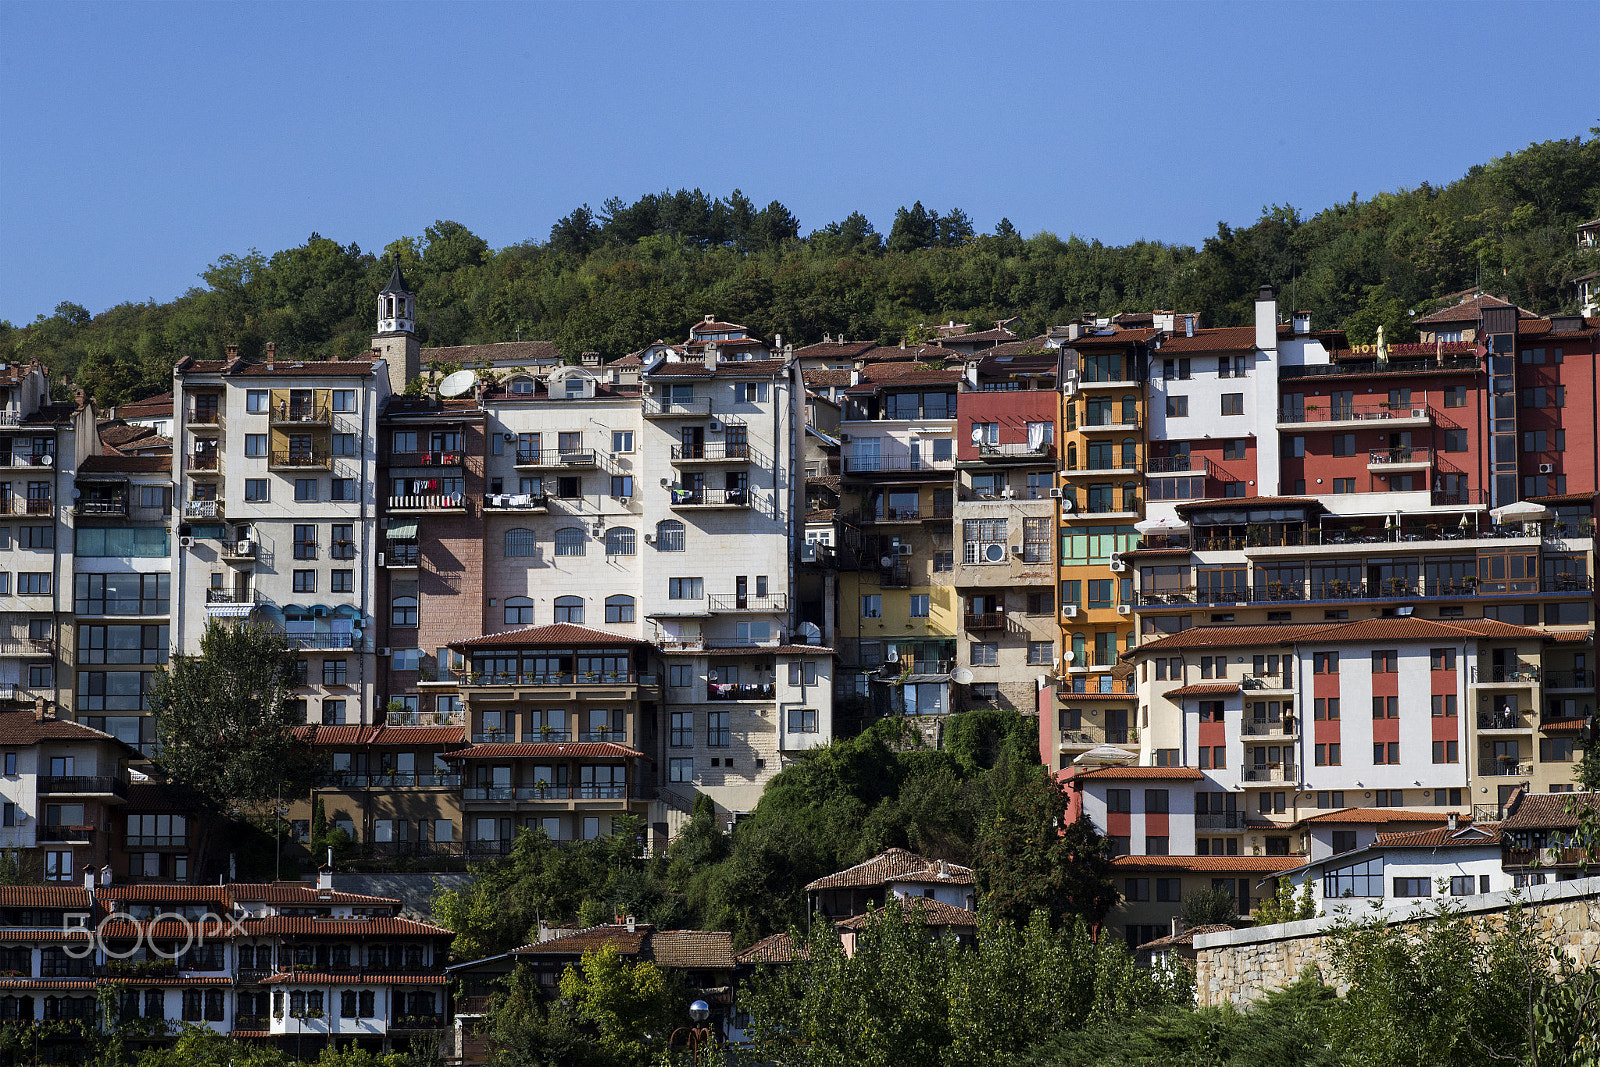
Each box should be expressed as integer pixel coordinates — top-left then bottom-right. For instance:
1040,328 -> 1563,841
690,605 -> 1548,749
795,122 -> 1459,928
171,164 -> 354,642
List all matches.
565,378 -> 584,398
510,378 -> 534,395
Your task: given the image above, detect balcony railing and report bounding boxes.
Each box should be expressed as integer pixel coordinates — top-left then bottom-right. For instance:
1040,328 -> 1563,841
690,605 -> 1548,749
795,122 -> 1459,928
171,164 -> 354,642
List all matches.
669,488 -> 750,507
462,785 -> 633,802
269,450 -> 332,470
962,612 -> 1005,630
389,451 -> 463,467
1367,447 -> 1433,466
272,401 -> 332,424
1478,758 -> 1533,777
1275,402 -> 1434,424
643,397 -> 712,417
186,407 -> 223,427
671,442 -> 755,462
23,497 -> 53,515
483,493 -> 549,510
1476,711 -> 1528,730
0,453 -> 56,468
707,682 -> 776,701
519,731 -> 572,743
706,593 -> 788,612
277,631 -> 359,651
1137,577 -> 1569,608
383,709 -> 465,727
318,773 -> 463,789
865,507 -> 926,522
1278,355 -> 1480,380
387,494 -> 465,510
76,498 -> 128,516
841,456 -> 956,475
1145,456 -> 1198,473
188,452 -> 222,472
973,441 -> 1055,462
460,671 -> 652,687
1542,670 -> 1594,689
39,776 -> 128,798
1242,764 -> 1297,782
1542,575 -> 1594,593
1472,666 -> 1540,684
38,825 -> 95,842
183,500 -> 224,519
515,448 -> 598,468
1241,721 -> 1298,737
1195,812 -> 1244,830
1078,413 -> 1141,430
383,544 -> 420,566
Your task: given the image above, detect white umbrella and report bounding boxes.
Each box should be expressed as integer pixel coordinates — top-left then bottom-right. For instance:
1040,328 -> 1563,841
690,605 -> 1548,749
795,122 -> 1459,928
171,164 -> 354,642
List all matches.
1073,745 -> 1138,766
1490,501 -> 1553,523
1134,515 -> 1187,534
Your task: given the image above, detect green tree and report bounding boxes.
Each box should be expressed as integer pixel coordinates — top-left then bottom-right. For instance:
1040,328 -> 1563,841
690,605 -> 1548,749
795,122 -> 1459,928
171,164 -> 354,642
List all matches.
1181,885 -> 1241,927
147,622 -> 312,880
1254,878 -> 1318,925
558,944 -> 683,1067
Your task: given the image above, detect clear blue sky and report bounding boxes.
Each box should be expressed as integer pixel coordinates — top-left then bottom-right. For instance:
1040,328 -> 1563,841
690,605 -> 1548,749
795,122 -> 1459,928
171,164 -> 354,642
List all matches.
2,0 -> 1596,325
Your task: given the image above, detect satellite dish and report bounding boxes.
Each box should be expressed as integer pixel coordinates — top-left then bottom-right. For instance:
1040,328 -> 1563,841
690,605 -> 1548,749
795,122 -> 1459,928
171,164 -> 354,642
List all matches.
880,556 -> 895,568
970,425 -> 984,444
438,370 -> 478,397
951,667 -> 974,685
1061,651 -> 1076,664
798,622 -> 822,645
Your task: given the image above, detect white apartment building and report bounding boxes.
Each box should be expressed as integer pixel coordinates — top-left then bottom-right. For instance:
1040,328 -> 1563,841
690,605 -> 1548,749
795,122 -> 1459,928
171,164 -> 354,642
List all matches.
171,345 -> 389,725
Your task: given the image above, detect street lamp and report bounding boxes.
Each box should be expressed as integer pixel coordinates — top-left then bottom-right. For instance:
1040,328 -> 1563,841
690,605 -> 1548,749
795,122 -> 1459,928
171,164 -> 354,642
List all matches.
671,1000 -> 713,1066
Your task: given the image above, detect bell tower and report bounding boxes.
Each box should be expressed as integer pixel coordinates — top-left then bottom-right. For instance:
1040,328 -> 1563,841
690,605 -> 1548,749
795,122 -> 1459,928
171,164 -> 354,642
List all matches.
372,260 -> 420,397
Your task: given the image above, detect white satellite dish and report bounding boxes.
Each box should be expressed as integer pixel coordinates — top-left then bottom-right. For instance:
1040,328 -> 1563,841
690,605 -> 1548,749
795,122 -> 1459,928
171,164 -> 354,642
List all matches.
798,622 -> 822,645
970,425 -> 984,444
880,556 -> 895,568
951,667 -> 974,685
438,370 -> 478,398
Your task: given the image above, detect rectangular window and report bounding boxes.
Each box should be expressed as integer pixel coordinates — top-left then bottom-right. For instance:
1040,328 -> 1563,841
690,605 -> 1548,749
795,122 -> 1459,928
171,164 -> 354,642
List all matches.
1144,789 -> 1169,813
1166,396 -> 1188,418
1432,739 -> 1460,764
1393,878 -> 1431,898
1372,650 -> 1397,673
669,577 -> 704,600
331,390 -> 356,413
970,643 -> 998,666
323,660 -> 348,685
1105,789 -> 1131,813
908,594 -> 929,618
860,594 -> 881,618
294,478 -> 319,502
18,573 -> 49,595
1124,878 -> 1149,902
1314,652 -> 1339,674
332,433 -> 357,456
1332,434 -> 1356,458
1027,641 -> 1053,665
788,707 -> 818,733
669,758 -> 694,783
1431,694 -> 1458,717
331,570 -> 352,593
246,390 -> 269,413
1372,696 -> 1398,719
1220,393 -> 1244,416
1333,478 -> 1355,494
244,479 -> 268,502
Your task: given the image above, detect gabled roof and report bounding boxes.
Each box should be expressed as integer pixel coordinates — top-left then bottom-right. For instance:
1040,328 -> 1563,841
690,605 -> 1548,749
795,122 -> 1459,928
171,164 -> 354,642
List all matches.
793,340 -> 878,361
1297,808 -> 1448,826
1500,791 -> 1600,831
1375,823 -> 1501,848
0,886 -> 94,908
805,848 -> 975,892
512,924 -> 650,957
735,931 -> 804,964
647,358 -> 788,378
229,359 -> 378,377
1164,683 -> 1240,698
835,898 -> 977,930
249,916 -> 449,937
448,623 -> 646,650
439,742 -> 645,761
1144,325 -> 1257,353
689,319 -> 748,335
1073,766 -> 1205,781
115,392 -> 175,419
0,710 -> 130,750
78,454 -> 172,474
647,930 -> 735,969
1413,293 -> 1536,325
291,724 -> 467,747
1135,923 -> 1236,952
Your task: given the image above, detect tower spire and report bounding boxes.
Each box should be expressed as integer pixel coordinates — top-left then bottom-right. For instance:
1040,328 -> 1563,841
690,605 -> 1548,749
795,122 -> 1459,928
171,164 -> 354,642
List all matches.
377,258 -> 415,335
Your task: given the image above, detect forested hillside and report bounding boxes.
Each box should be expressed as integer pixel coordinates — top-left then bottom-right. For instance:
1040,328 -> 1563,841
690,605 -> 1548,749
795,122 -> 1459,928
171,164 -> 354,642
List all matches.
3,131 -> 1596,409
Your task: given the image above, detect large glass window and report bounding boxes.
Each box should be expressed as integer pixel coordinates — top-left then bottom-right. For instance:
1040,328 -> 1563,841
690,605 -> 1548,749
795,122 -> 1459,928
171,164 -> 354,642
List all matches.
554,596 -> 584,624
605,528 -> 636,556
74,574 -> 169,615
76,625 -> 169,664
1323,857 -> 1384,898
75,528 -> 169,557
554,528 -> 586,557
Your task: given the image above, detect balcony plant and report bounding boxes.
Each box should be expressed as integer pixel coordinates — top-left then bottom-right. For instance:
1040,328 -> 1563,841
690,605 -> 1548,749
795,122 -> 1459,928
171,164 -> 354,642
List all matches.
533,779 -> 549,797
539,723 -> 554,740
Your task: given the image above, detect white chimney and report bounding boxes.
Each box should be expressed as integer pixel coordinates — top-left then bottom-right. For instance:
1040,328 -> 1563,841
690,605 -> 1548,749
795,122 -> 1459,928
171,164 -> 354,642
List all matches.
1293,311 -> 1311,335
1184,315 -> 1195,338
625,915 -> 636,933
1254,285 -> 1278,351
1447,811 -> 1458,831
317,864 -> 333,891
83,866 -> 96,891
1067,323 -> 1083,341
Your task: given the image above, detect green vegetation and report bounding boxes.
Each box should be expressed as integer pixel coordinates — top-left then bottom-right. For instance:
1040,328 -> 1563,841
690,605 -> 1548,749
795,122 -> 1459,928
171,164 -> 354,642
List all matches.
5,133 -> 1597,407
434,710 -> 1111,953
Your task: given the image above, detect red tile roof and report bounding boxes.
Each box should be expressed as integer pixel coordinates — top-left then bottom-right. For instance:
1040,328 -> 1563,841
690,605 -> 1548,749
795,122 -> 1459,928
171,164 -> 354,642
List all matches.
689,320 -> 748,335
291,725 -> 467,747
934,328 -> 1015,344
1375,824 -> 1501,848
1413,293 -> 1534,325
1500,791 -> 1600,831
836,898 -> 977,930
1132,625 -> 1333,651
250,916 -> 450,937
647,930 -> 735,969
803,369 -> 855,387
793,341 -> 879,361
735,931 -> 804,964
1146,326 -> 1258,353
0,929 -> 93,941
513,924 -> 650,957
229,359 -> 378,377
439,742 -> 644,761
78,454 -> 172,474
0,710 -> 129,749
1174,496 -> 1322,513
261,972 -> 448,985
1110,855 -> 1304,872
114,392 -> 175,418
226,883 -> 399,906
805,848 -> 975,892
1134,923 -> 1236,951
448,623 -> 646,650
1165,683 -> 1240,698
1297,808 -> 1448,826
1066,328 -> 1160,347
97,886 -> 229,905
1073,766 -> 1205,780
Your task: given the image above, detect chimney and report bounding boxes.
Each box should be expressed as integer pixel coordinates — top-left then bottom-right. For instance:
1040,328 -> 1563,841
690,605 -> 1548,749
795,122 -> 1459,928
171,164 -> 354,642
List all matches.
1447,811 -> 1458,831
773,333 -> 783,351
1067,323 -> 1083,341
316,864 -> 333,892
226,343 -> 239,360
1184,315 -> 1195,338
83,865 -> 96,891
1254,285 -> 1278,351
100,865 -> 113,888
1153,311 -> 1175,332
1293,311 -> 1312,335
704,314 -> 714,323
264,342 -> 276,360
625,915 -> 637,933
703,343 -> 718,370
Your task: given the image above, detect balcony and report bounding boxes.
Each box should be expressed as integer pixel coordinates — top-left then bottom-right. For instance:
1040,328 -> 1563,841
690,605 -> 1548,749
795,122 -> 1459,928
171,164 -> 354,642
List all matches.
383,708 -> 465,727
707,682 -> 776,701
1061,459 -> 1142,478
1542,575 -> 1594,594
643,397 -> 712,417
962,612 -> 1005,631
205,589 -> 258,617
21,496 -> 53,516
1278,354 -> 1481,380
1542,670 -> 1594,690
187,452 -> 223,474
0,639 -> 53,657
1145,456 -> 1198,474
1472,666 -> 1540,685
483,493 -> 549,511
840,455 -> 956,479
389,1015 -> 449,1034
515,448 -> 599,470
1075,373 -> 1139,390
184,499 -> 224,519
1196,812 -> 1245,830
1076,413 -> 1140,433
460,671 -> 651,687
668,488 -> 750,509
0,685 -> 41,703
76,497 -> 127,517
1136,576 -> 1558,609
269,450 -> 332,471
706,593 -> 788,613
967,441 -> 1055,465
270,401 -> 332,426
39,776 -> 128,798
1240,674 -> 1292,693
387,493 -> 466,511
383,544 -> 420,567
671,442 -> 758,464
319,773 -> 462,790
1478,757 -> 1533,777
863,506 -> 927,523
1274,402 -> 1433,431
1367,447 -> 1433,471
1476,711 -> 1530,731
185,407 -> 224,429
1241,720 -> 1298,738
0,452 -> 56,468
1242,764 -> 1297,782
276,631 -> 359,651
389,451 -> 463,468
38,825 -> 95,843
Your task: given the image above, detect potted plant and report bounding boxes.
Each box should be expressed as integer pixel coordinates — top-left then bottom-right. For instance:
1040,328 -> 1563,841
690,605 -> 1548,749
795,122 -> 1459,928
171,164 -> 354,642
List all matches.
539,723 -> 554,740
533,778 -> 549,797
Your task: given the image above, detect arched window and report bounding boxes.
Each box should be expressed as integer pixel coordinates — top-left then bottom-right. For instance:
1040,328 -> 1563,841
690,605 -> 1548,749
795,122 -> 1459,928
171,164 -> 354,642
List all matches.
1121,395 -> 1138,423
510,377 -> 534,394
554,528 -> 586,557
1121,438 -> 1138,467
655,520 -> 685,552
504,596 -> 534,625
1066,442 -> 1077,469
554,596 -> 583,624
606,527 -> 636,556
1122,481 -> 1139,511
391,597 -> 417,627
505,528 -> 537,557
605,595 -> 635,623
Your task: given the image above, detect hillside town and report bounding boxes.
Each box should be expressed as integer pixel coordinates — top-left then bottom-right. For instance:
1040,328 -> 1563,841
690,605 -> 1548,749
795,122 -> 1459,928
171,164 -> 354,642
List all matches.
0,219 -> 1596,1062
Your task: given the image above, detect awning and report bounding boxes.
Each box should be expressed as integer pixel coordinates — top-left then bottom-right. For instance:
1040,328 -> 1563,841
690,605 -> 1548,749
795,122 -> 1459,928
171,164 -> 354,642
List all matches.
386,520 -> 419,541
1134,516 -> 1187,534
1073,745 -> 1137,765
1490,501 -> 1553,523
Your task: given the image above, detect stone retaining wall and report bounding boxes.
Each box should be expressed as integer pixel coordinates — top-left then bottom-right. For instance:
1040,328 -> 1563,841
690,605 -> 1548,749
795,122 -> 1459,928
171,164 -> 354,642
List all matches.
1193,875 -> 1600,1007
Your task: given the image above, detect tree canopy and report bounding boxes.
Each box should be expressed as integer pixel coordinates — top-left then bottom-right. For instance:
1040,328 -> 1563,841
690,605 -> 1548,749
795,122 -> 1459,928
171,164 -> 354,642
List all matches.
5,132 -> 1596,407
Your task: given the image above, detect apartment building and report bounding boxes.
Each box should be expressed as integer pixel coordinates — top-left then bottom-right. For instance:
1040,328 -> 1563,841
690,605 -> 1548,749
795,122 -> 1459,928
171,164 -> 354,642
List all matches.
952,350 -> 1058,711
0,872 -> 451,1058
835,364 -> 960,715
171,345 -> 389,728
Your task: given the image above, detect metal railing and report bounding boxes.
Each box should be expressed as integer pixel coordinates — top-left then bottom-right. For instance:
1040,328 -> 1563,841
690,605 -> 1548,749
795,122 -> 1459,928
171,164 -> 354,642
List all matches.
519,731 -> 571,743
1368,447 -> 1433,465
272,401 -> 332,424
387,494 -> 465,510
1137,578 -> 1568,607
186,408 -> 223,426
38,825 -> 95,842
1242,764 -> 1296,782
269,450 -> 332,469
707,682 -> 776,701
1278,355 -> 1480,379
1145,455 -> 1198,473
39,776 -> 128,798
0,453 -> 56,467
383,544 -> 420,566
1478,758 -> 1533,777
184,500 -> 224,518
1542,670 -> 1594,689
188,452 -> 221,472
841,455 -> 956,475
706,593 -> 788,612
669,488 -> 750,507
973,441 -> 1055,461
460,672 -> 654,687
462,785 -> 633,802
317,773 -> 462,789
1078,413 -> 1140,430
1472,666 -> 1540,684
1476,711 -> 1527,730
643,397 -> 712,416
1196,812 -> 1244,830
389,451 -> 462,467
1275,402 -> 1435,423
483,493 -> 549,510
865,506 -> 926,522
515,448 -> 598,467
671,442 -> 756,462
963,612 -> 1005,630
1241,721 -> 1298,737
76,498 -> 127,516
383,709 -> 465,727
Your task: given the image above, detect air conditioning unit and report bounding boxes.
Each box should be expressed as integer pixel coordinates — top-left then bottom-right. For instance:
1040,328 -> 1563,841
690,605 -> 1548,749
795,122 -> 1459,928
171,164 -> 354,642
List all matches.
1048,487 -> 1065,499
618,497 -> 631,507
1109,559 -> 1127,573
1062,605 -> 1079,618
1411,408 -> 1426,418
708,419 -> 722,431
379,647 -> 392,657
236,540 -> 255,556
178,536 -> 195,548
896,543 -> 913,556
376,552 -> 386,567
983,543 -> 1006,563
1539,463 -> 1554,474
840,433 -> 852,443
1117,604 -> 1133,615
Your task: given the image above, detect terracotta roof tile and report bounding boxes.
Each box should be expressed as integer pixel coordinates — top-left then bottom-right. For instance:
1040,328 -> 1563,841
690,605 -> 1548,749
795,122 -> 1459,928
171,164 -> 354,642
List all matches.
1500,791 -> 1600,831
229,360 -> 377,377
793,341 -> 879,361
78,454 -> 172,474
439,742 -> 644,761
1132,624 -> 1332,652
1135,923 -> 1236,951
1110,855 -> 1304,872
934,328 -> 1015,344
1164,683 -> 1240,698
1073,766 -> 1205,780
291,725 -> 467,747
690,320 -> 748,334
226,882 -> 400,906
0,710 -> 128,749
421,341 -> 563,364
448,623 -> 646,650
0,929 -> 93,942
114,392 -> 175,418
1296,808 -> 1449,826
513,924 -> 650,957
1375,824 -> 1501,848
835,898 -> 978,930
647,930 -> 735,969
1067,327 -> 1161,347
805,848 -> 975,892
96,886 -> 229,905
261,972 -> 448,985
251,916 -> 450,937
647,359 -> 789,378
735,931 -> 803,964
803,369 -> 854,387
1146,326 -> 1257,353
1413,294 -> 1535,325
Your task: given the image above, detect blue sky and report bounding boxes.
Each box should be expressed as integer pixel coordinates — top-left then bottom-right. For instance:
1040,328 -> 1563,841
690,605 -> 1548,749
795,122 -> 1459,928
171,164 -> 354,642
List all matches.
2,0 -> 1596,325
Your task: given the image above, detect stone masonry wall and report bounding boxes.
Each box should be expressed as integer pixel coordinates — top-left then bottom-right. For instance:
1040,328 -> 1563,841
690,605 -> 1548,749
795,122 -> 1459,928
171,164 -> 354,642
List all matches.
1193,876 -> 1600,1007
